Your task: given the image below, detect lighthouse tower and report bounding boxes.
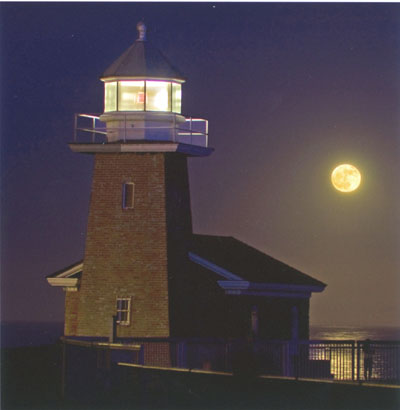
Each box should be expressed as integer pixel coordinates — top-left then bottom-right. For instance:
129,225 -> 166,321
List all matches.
53,23 -> 212,340
47,23 -> 326,356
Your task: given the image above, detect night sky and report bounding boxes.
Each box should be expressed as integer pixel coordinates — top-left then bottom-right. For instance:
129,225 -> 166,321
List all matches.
1,3 -> 399,328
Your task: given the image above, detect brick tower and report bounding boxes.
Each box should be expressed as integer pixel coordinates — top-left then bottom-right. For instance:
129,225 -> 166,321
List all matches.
51,22 -> 212,340
47,23 -> 326,354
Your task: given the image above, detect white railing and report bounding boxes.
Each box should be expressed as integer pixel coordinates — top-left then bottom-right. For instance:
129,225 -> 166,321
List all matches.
73,113 -> 209,148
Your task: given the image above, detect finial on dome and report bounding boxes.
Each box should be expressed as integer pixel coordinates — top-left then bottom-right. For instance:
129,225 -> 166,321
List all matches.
137,21 -> 146,41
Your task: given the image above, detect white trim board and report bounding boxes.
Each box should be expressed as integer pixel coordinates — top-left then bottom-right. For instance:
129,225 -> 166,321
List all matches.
188,252 -> 243,281
69,143 -> 213,157
188,252 -> 325,297
46,262 -> 83,290
49,262 -> 83,279
224,289 -> 312,299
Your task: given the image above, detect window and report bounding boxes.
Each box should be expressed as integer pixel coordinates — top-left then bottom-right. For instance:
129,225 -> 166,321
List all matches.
146,81 -> 171,111
104,80 -> 182,113
122,182 -> 135,209
104,82 -> 117,112
116,297 -> 131,326
172,83 -> 182,113
118,81 -> 145,111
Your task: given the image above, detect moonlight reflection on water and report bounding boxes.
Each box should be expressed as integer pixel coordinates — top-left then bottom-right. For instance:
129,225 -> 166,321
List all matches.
310,326 -> 400,341
309,327 -> 400,381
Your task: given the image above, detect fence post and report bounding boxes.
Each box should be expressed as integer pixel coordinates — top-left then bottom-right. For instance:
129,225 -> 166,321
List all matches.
225,341 -> 230,373
289,340 -> 299,379
61,339 -> 66,399
284,341 -> 290,377
295,341 -> 299,380
351,341 -> 355,381
92,117 -> 95,143
139,344 -> 145,365
124,114 -> 127,142
173,114 -> 176,142
179,341 -> 187,368
74,114 -> 78,142
190,117 -> 193,145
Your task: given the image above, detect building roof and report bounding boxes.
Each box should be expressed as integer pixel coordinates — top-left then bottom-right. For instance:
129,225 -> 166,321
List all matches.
46,260 -> 83,290
190,234 -> 326,288
46,260 -> 83,279
101,24 -> 185,80
46,235 -> 326,296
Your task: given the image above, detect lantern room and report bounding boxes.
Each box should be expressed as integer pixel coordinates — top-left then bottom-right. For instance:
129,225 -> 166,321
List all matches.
97,21 -> 189,142
101,21 -> 185,116
103,80 -> 182,114
72,22 -> 210,154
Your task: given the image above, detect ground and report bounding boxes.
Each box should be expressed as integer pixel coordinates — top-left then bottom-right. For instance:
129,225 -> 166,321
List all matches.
1,344 -> 399,410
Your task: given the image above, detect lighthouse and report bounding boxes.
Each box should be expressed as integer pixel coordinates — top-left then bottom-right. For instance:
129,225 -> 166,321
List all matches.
48,22 -> 212,340
47,23 -> 325,355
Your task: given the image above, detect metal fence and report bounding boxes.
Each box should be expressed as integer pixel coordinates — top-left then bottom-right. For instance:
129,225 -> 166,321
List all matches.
62,337 -> 400,385
72,113 -> 208,147
132,339 -> 400,385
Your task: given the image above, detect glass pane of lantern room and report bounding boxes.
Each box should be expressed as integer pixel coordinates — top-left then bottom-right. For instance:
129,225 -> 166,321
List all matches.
146,81 -> 171,112
104,82 -> 117,112
118,81 -> 145,111
172,83 -> 182,113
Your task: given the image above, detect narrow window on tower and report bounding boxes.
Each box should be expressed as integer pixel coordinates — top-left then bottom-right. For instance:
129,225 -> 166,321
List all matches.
116,297 -> 131,326
122,182 -> 135,209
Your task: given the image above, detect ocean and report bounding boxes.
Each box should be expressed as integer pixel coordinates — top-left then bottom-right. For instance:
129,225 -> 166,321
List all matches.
1,322 -> 64,348
310,325 -> 400,341
1,322 -> 399,348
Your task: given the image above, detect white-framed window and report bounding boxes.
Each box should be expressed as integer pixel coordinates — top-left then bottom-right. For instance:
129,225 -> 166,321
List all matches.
146,81 -> 171,111
172,82 -> 182,113
116,297 -> 131,326
104,80 -> 182,114
104,81 -> 117,112
122,182 -> 135,209
118,81 -> 145,111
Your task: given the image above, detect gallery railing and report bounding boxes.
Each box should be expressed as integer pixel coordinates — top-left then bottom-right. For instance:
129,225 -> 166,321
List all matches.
72,113 -> 209,148
61,337 -> 400,385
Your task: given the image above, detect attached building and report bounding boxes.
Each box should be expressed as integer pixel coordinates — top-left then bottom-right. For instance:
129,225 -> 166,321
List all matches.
47,23 -> 326,351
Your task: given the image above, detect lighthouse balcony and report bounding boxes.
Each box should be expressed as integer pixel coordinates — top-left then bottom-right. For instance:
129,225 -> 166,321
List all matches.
72,113 -> 209,148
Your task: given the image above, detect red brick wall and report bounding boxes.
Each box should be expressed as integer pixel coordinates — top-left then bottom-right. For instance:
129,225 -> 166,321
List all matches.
74,152 -> 173,338
64,150 -> 310,342
64,291 -> 79,336
142,342 -> 172,367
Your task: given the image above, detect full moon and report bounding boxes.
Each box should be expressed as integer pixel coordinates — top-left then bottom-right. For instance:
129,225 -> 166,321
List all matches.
331,164 -> 361,192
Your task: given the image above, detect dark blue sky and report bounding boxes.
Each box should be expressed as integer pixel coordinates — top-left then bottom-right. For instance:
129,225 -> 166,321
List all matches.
1,3 -> 399,326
